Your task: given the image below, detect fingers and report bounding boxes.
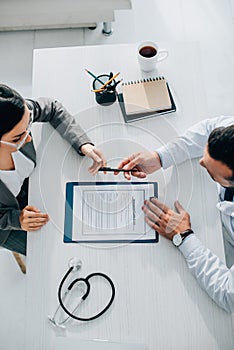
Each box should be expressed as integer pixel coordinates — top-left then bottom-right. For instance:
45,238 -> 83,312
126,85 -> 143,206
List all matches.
115,153 -> 139,170
122,171 -> 131,181
27,218 -> 49,231
142,198 -> 168,232
142,198 -> 173,237
114,154 -> 146,180
90,148 -> 105,163
142,197 -> 191,239
124,169 -> 147,181
27,215 -> 49,222
20,206 -> 50,232
143,205 -> 167,235
145,216 -> 160,231
24,205 -> 41,213
115,168 -> 146,181
122,158 -> 139,171
174,200 -> 185,214
142,199 -> 164,219
115,157 -> 131,171
114,157 -> 134,177
114,154 -> 138,173
81,144 -> 106,175
149,197 -> 169,213
27,221 -> 48,230
88,148 -> 106,175
25,211 -> 49,218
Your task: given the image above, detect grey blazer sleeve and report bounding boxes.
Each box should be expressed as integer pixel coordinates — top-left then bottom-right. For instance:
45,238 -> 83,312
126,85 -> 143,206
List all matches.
0,182 -> 22,244
0,207 -> 21,231
27,97 -> 93,155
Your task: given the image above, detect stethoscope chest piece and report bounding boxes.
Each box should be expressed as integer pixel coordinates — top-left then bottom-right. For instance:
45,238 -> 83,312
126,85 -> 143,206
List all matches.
68,257 -> 82,271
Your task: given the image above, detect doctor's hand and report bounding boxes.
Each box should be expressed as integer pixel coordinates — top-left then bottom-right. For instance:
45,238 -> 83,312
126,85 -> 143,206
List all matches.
142,198 -> 191,240
80,143 -> 106,175
19,205 -> 50,232
114,151 -> 162,180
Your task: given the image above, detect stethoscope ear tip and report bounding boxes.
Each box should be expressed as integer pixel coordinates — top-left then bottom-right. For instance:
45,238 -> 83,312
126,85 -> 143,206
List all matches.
68,257 -> 82,271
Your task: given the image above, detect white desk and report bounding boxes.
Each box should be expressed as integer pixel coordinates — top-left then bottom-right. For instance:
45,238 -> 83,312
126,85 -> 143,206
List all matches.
26,44 -> 234,350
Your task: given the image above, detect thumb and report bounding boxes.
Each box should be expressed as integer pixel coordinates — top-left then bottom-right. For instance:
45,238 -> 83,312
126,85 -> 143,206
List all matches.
24,205 -> 40,212
89,150 -> 102,163
124,159 -> 139,170
174,200 -> 185,214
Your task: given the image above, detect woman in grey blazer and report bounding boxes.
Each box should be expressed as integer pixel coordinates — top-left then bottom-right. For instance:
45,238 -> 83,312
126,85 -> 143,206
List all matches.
0,84 -> 106,255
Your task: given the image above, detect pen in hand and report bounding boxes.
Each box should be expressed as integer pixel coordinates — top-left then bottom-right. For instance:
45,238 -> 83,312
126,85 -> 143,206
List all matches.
98,167 -> 138,172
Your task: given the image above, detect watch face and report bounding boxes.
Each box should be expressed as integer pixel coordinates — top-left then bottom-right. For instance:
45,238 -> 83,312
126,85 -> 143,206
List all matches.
173,234 -> 182,246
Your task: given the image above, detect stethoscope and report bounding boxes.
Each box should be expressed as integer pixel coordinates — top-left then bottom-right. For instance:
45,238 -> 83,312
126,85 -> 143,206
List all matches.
48,258 -> 115,328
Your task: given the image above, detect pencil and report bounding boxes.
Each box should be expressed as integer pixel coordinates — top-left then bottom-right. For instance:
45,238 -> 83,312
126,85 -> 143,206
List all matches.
98,167 -> 138,172
92,88 -> 106,93
85,69 -> 105,85
100,72 -> 120,89
92,78 -> 123,93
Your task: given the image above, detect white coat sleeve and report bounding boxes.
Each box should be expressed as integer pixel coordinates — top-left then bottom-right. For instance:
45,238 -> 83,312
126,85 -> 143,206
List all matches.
179,235 -> 234,312
157,116 -> 234,169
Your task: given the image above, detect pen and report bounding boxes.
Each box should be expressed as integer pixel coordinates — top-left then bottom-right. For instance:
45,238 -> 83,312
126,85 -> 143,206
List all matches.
85,69 -> 105,85
98,167 -> 138,172
100,72 -> 120,89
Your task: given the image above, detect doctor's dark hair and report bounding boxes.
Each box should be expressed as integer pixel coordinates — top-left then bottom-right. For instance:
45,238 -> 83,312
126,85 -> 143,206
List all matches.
208,125 -> 234,181
0,84 -> 25,139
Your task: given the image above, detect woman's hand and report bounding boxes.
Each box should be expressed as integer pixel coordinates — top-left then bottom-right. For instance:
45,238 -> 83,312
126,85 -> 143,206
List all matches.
80,144 -> 106,175
115,151 -> 162,180
19,205 -> 50,232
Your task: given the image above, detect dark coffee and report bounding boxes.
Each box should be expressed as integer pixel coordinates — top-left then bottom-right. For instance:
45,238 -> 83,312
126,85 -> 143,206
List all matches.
139,46 -> 157,58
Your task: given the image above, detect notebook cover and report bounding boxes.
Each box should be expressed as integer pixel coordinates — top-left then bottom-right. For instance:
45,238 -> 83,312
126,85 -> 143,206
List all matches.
118,83 -> 176,123
122,78 -> 171,115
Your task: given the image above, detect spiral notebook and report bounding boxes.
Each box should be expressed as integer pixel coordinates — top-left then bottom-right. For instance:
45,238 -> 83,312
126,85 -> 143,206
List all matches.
118,77 -> 176,123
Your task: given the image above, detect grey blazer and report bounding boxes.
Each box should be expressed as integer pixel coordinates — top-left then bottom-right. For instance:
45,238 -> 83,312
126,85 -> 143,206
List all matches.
0,97 -> 92,244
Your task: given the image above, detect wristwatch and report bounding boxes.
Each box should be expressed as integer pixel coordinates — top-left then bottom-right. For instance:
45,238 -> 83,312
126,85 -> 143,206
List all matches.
172,229 -> 194,247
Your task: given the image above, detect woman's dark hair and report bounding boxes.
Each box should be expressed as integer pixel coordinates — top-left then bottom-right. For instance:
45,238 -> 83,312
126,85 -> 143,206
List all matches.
0,84 -> 25,139
208,125 -> 234,182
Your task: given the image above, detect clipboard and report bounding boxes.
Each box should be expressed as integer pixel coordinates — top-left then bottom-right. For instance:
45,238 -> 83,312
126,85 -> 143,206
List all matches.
64,182 -> 158,244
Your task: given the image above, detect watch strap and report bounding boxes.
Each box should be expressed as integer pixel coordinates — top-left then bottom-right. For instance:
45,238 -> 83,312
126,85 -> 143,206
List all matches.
180,229 -> 194,240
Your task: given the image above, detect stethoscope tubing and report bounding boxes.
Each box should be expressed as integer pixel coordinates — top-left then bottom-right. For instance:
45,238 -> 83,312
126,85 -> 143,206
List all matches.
58,267 -> 115,322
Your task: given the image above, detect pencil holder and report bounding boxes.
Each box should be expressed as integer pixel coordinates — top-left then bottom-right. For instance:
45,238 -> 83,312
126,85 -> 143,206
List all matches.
93,74 -> 117,106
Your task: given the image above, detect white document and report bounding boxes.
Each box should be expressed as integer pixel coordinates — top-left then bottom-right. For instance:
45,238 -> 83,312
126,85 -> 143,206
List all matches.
71,183 -> 157,242
54,338 -> 146,350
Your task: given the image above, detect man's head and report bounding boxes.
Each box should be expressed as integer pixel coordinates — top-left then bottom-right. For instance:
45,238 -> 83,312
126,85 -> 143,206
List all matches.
199,125 -> 234,188
0,84 -> 32,151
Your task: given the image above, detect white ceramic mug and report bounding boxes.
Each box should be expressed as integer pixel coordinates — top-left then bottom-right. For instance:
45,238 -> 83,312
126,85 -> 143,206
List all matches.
137,41 -> 168,72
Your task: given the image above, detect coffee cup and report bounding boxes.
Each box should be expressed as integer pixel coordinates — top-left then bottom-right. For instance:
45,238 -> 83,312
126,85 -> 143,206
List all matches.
137,41 -> 168,72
